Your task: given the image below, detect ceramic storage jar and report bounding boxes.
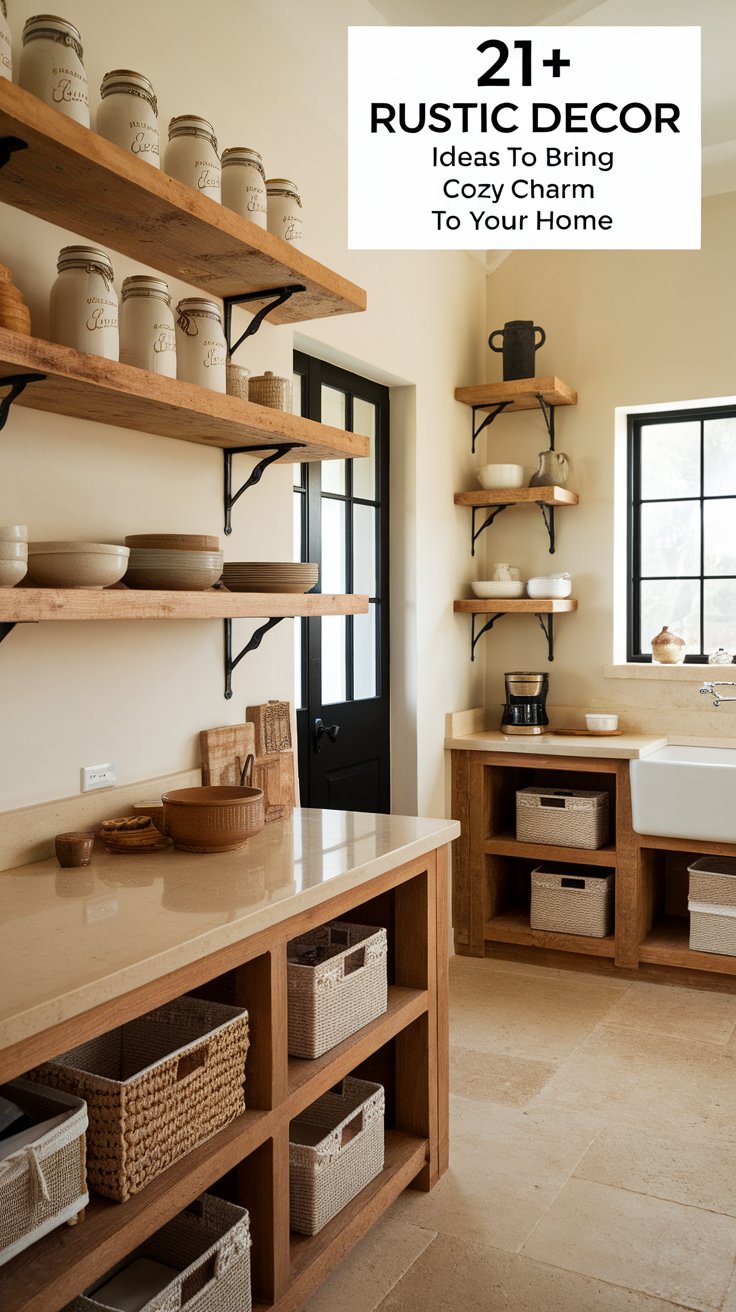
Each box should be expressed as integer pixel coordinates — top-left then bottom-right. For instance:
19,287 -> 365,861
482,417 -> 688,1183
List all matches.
119,276 -> 176,376
164,116 -> 221,201
175,297 -> 226,392
266,178 -> 303,246
50,246 -> 118,360
0,1 -> 11,80
19,15 -> 90,125
97,70 -> 160,167
221,147 -> 267,227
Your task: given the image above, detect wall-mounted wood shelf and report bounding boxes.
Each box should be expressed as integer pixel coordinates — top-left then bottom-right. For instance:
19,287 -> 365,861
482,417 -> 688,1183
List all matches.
454,598 -> 577,661
454,377 -> 577,412
0,81 -> 365,324
454,486 -> 579,556
0,589 -> 368,624
0,330 -> 368,461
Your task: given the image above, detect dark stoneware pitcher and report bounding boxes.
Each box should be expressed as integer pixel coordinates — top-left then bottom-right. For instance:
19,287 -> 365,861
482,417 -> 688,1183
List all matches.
488,320 -> 545,381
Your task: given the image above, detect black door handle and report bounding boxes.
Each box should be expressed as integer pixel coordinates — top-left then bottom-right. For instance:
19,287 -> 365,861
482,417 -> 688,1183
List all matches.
314,717 -> 340,752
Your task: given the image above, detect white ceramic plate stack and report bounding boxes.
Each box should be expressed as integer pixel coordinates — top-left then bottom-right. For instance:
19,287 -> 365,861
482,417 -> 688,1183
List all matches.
0,525 -> 28,587
221,562 -> 319,594
25,541 -> 130,588
123,534 -> 223,590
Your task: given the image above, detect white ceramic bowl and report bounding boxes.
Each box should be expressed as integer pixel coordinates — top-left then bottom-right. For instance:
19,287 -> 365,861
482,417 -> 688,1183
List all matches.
0,558 -> 27,587
0,540 -> 28,559
471,580 -> 525,599
526,575 -> 573,599
585,713 -> 619,731
0,524 -> 28,541
26,542 -> 130,588
477,463 -> 525,490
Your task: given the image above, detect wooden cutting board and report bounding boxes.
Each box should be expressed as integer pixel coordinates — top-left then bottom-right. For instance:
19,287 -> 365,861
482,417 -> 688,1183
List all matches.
199,723 -> 256,786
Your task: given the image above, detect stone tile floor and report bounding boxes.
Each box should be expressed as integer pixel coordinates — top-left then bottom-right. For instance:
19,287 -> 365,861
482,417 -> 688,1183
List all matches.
303,955 -> 736,1312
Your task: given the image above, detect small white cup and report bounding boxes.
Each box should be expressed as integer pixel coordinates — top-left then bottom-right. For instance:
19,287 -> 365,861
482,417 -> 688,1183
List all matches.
585,713 -> 619,731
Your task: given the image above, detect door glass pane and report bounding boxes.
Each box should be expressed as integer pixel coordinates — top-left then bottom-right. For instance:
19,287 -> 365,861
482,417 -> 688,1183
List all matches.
704,417 -> 736,496
640,422 -> 700,500
292,372 -> 302,415
321,615 -> 346,703
294,618 -> 303,709
640,501 -> 700,577
353,398 -> 376,501
321,499 -> 345,592
293,489 -> 304,563
705,581 -> 736,653
640,579 -> 700,653
353,503 -> 376,596
321,387 -> 346,493
353,603 -> 377,700
704,500 -> 736,575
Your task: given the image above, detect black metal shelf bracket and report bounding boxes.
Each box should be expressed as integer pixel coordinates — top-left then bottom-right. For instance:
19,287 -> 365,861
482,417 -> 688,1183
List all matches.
535,611 -> 556,661
0,136 -> 28,169
470,611 -> 505,660
536,394 -> 555,448
0,374 -> 46,432
0,622 -> 17,645
223,284 -> 306,357
470,503 -> 508,556
224,443 -> 303,534
470,401 -> 510,454
538,503 -> 556,554
224,616 -> 284,698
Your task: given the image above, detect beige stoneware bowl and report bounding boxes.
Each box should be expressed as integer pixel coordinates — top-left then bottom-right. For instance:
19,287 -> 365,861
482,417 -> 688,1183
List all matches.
25,542 -> 130,588
0,558 -> 27,587
0,540 -> 28,559
0,525 -> 28,541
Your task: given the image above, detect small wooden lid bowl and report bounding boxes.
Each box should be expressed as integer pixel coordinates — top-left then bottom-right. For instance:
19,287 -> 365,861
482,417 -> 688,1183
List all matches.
161,784 -> 265,852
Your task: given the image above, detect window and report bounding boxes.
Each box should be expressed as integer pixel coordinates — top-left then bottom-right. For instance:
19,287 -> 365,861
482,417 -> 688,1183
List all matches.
628,404 -> 736,661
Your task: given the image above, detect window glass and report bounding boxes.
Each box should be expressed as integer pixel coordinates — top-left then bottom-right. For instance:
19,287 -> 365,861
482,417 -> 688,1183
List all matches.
640,501 -> 700,578
704,417 -> 736,497
639,421 -> 699,500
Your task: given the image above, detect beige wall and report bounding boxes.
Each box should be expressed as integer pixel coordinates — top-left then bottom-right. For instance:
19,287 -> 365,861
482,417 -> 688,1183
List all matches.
479,191 -> 736,737
0,0 -> 486,816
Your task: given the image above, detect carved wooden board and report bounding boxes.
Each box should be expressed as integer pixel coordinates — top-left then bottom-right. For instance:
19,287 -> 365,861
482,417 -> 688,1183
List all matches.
199,724 -> 256,787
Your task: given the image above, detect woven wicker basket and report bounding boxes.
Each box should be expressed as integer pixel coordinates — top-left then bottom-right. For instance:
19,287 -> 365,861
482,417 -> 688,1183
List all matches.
289,1077 -> 384,1235
28,997 -> 249,1201
688,856 -> 736,955
249,371 -> 292,410
530,864 -> 614,937
0,1078 -> 88,1267
67,1194 -> 251,1312
517,786 -> 609,849
287,921 -> 388,1059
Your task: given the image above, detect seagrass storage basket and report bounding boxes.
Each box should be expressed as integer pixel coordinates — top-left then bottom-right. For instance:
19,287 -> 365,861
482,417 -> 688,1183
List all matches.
0,1078 -> 88,1267
531,863 -> 614,937
28,997 -> 249,1201
287,921 -> 388,1059
289,1077 -> 385,1235
517,786 -> 609,849
688,856 -> 736,955
66,1194 -> 251,1312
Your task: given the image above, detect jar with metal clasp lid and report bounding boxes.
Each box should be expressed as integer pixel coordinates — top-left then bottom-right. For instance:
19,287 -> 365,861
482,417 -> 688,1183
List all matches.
175,297 -> 226,392
97,69 -> 160,168
221,147 -> 267,228
120,276 -> 176,376
49,246 -> 118,360
266,178 -> 303,246
0,1 -> 12,81
19,14 -> 89,125
164,115 -> 221,201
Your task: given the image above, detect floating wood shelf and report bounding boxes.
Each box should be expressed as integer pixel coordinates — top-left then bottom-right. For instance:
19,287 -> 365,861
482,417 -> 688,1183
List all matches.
0,81 -> 365,323
454,486 -> 578,508
0,589 -> 368,624
484,910 -> 615,958
0,330 -> 368,461
454,599 -> 577,615
455,376 -> 577,412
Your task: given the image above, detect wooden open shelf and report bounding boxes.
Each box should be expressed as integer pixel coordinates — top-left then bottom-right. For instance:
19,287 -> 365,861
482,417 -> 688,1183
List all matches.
639,918 -> 736,976
485,909 -> 615,957
454,598 -> 578,615
454,486 -> 578,508
0,81 -> 365,323
0,329 -> 368,461
484,832 -> 617,868
454,376 -> 577,412
0,588 -> 368,624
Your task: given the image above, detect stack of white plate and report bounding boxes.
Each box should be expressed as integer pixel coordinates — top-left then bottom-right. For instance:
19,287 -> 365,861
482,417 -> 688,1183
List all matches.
124,547 -> 224,590
221,561 -> 319,594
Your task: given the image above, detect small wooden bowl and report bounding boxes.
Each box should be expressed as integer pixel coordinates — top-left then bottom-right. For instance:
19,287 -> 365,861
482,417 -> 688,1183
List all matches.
162,785 -> 264,853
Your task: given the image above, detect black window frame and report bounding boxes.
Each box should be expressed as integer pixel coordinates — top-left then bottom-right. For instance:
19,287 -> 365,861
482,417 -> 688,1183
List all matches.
628,402 -> 736,662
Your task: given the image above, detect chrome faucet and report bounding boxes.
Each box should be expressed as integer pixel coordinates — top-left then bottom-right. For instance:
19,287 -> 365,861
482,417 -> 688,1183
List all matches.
700,681 -> 736,707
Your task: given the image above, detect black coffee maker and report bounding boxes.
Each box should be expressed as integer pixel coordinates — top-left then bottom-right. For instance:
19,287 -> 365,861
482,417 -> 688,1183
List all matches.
501,671 -> 549,735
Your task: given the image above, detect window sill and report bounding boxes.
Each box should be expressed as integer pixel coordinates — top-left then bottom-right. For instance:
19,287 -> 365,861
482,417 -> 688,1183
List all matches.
604,663 -> 726,681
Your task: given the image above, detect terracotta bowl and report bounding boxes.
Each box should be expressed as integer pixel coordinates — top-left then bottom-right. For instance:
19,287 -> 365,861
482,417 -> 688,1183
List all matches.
161,785 -> 265,853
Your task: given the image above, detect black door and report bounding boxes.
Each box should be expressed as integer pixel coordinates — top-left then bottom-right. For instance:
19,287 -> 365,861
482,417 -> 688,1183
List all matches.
293,352 -> 390,812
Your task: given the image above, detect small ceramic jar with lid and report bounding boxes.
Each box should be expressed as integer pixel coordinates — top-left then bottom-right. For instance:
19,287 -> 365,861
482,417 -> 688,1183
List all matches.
221,147 -> 267,227
19,14 -> 90,125
175,297 -> 226,392
266,178 -> 303,246
119,276 -> 176,376
96,70 -> 160,167
164,116 -> 221,201
651,625 -> 686,664
0,1 -> 12,81
50,245 -> 118,359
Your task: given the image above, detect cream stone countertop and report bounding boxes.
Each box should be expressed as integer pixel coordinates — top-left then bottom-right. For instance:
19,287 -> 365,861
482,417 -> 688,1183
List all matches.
0,808 -> 459,1051
444,730 -> 667,759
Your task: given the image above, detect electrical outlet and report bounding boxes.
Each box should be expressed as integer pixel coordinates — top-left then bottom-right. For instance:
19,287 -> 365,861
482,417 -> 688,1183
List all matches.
81,762 -> 116,792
